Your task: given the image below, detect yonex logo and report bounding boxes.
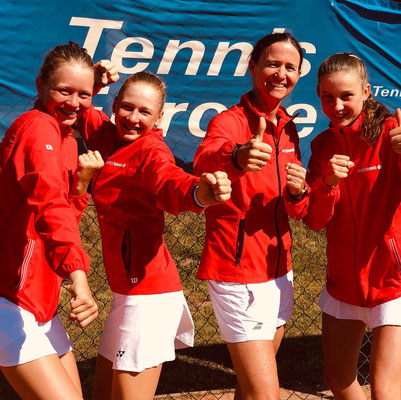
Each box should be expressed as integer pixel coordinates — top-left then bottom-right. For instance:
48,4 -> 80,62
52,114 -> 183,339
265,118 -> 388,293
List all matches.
253,322 -> 263,330
45,144 -> 53,150
116,350 -> 125,358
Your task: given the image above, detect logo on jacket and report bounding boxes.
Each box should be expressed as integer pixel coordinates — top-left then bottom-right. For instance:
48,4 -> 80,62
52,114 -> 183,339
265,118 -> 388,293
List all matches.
106,160 -> 126,168
45,144 -> 53,150
130,277 -> 138,284
116,350 -> 125,358
357,164 -> 382,173
282,148 -> 295,153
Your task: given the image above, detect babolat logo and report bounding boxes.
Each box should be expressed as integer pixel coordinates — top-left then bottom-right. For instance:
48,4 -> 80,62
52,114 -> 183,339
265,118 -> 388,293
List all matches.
116,350 -> 125,358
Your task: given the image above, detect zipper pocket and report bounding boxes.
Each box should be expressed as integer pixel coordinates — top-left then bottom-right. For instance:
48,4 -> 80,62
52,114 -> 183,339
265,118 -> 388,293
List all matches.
388,238 -> 401,273
16,238 -> 35,291
235,219 -> 245,266
121,229 -> 132,278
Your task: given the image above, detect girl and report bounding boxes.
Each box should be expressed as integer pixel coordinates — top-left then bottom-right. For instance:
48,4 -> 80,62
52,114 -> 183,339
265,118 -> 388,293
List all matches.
305,53 -> 401,399
0,42 -> 110,399
193,33 -> 308,399
76,71 -> 232,400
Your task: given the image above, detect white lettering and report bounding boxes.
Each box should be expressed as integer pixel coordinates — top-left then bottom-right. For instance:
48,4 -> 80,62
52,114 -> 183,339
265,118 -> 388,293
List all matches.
207,42 -> 253,76
373,86 -> 383,96
111,37 -> 154,74
287,103 -> 317,138
188,103 -> 227,137
159,103 -> 189,136
69,17 -> 123,58
299,42 -> 316,77
157,40 -> 205,75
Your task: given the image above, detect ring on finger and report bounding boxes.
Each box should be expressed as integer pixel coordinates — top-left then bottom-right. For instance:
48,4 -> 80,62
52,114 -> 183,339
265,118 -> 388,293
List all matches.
288,174 -> 292,181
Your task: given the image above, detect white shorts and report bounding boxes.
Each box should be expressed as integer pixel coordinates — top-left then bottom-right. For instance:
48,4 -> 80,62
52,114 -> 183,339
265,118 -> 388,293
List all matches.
0,297 -> 73,367
98,290 -> 194,372
319,286 -> 401,329
207,270 -> 294,342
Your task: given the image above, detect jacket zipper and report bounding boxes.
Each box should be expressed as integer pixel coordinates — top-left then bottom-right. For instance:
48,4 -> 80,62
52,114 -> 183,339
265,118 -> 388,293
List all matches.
342,129 -> 365,306
16,238 -> 35,291
121,229 -> 132,278
272,130 -> 282,278
235,219 -> 245,266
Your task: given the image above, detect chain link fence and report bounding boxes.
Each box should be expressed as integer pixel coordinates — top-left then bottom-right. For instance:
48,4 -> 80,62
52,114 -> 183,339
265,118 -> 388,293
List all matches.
57,204 -> 371,399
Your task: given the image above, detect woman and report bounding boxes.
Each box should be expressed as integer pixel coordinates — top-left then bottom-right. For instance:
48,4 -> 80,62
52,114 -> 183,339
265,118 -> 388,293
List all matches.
0,42 -> 117,399
305,53 -> 401,399
76,71 -> 231,400
193,32 -> 308,399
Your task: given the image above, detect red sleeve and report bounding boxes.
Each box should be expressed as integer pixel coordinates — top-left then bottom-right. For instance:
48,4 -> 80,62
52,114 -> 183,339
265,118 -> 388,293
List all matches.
283,123 -> 310,220
138,139 -> 203,216
303,137 -> 340,231
68,192 -> 91,222
193,112 -> 247,182
14,117 -> 89,278
76,105 -> 116,159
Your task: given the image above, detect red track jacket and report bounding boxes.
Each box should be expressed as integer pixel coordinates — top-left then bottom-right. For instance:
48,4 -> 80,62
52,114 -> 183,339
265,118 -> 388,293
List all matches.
0,101 -> 90,322
193,92 -> 308,283
77,105 -> 204,295
305,113 -> 401,307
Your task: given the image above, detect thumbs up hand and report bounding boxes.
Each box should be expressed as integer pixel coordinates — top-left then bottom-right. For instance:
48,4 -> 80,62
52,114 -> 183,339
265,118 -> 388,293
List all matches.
389,108 -> 401,154
235,117 -> 273,171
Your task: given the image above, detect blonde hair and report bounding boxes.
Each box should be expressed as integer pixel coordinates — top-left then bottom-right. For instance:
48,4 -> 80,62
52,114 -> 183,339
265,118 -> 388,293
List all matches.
116,71 -> 166,112
317,53 -> 391,144
39,41 -> 94,83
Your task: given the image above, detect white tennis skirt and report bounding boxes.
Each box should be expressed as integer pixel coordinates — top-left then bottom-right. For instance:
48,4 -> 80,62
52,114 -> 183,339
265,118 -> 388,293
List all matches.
98,290 -> 194,372
319,286 -> 401,329
0,297 -> 73,367
207,270 -> 294,342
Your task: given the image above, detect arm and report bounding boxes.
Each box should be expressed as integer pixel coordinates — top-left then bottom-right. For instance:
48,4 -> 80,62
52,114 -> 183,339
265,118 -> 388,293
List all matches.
193,113 -> 272,182
140,139 -> 231,215
15,117 -> 90,278
303,139 -> 343,231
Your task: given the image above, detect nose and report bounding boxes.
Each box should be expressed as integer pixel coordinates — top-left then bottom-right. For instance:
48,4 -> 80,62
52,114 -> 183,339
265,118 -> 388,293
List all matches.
334,98 -> 344,111
66,93 -> 79,108
128,110 -> 139,123
276,66 -> 286,79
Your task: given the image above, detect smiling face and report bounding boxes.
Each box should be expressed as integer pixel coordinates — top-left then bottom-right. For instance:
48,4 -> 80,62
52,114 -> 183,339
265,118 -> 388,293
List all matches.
318,70 -> 370,127
113,82 -> 163,143
36,62 -> 94,130
249,40 -> 301,113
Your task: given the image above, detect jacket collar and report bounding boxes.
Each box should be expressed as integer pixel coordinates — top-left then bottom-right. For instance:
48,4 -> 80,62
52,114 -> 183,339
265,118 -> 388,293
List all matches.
33,100 -> 74,138
240,91 -> 296,128
329,112 -> 364,138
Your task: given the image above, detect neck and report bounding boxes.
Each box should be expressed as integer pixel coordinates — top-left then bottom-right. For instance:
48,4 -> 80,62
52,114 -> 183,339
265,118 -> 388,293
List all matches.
250,90 -> 280,123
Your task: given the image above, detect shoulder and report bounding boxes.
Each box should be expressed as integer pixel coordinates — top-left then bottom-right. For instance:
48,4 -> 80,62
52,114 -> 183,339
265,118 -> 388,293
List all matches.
13,110 -> 61,145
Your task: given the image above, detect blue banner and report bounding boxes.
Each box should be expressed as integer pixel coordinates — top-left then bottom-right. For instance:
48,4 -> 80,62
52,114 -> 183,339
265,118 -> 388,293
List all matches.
1,0 -> 400,163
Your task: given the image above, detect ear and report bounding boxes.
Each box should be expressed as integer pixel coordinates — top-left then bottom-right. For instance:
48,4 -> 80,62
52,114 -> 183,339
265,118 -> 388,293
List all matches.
36,76 -> 44,99
248,60 -> 256,78
363,83 -> 371,101
155,110 -> 164,127
112,96 -> 118,115
316,85 -> 321,98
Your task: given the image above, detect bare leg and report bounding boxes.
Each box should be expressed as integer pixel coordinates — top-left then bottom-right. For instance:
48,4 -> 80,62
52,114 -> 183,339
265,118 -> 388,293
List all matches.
91,354 -> 113,400
322,312 -> 367,400
1,353 -> 83,400
227,340 -> 279,400
111,364 -> 162,400
59,351 -> 82,396
231,324 -> 285,400
370,325 -> 401,400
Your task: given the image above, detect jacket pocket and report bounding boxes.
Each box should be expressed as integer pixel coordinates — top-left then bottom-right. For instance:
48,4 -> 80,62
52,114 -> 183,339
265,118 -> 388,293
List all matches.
388,238 -> 401,274
235,219 -> 245,266
16,238 -> 35,291
121,229 -> 131,278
